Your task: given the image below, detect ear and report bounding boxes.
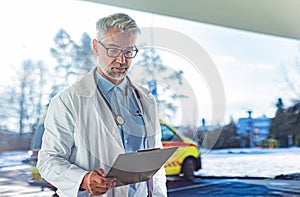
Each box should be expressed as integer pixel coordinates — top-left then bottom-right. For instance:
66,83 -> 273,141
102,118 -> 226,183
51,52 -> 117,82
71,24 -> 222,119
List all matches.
92,39 -> 99,56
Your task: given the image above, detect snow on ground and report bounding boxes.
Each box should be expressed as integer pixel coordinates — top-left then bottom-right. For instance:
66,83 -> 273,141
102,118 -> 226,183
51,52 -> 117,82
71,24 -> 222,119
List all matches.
0,150 -> 28,168
0,147 -> 299,179
196,147 -> 300,178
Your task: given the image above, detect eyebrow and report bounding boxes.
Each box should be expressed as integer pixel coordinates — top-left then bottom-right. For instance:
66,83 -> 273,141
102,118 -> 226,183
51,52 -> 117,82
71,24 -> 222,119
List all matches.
107,43 -> 135,49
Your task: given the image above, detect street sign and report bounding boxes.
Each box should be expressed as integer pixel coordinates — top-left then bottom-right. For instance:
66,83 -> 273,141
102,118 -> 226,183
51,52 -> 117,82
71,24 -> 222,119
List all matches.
148,80 -> 157,96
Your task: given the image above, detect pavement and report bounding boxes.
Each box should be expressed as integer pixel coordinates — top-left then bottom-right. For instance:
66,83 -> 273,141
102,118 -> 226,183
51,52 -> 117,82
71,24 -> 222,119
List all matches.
1,163 -> 300,196
0,165 -> 55,197
167,176 -> 300,197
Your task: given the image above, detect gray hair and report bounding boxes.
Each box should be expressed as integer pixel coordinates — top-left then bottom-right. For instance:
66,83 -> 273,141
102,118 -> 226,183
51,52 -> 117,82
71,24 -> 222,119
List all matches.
96,13 -> 140,40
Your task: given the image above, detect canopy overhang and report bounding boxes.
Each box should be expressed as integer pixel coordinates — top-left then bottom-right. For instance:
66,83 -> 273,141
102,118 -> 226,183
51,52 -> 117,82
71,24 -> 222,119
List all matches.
84,0 -> 300,41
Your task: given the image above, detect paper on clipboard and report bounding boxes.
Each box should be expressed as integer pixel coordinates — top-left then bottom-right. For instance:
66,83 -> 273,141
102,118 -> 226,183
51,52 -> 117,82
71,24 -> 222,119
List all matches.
107,147 -> 178,187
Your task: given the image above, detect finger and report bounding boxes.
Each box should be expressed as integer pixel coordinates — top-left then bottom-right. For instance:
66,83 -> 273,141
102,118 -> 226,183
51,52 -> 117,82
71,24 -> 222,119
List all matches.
97,177 -> 116,189
94,169 -> 116,184
95,168 -> 106,177
88,178 -> 115,195
102,178 -> 116,188
87,172 -> 112,195
89,170 -> 115,188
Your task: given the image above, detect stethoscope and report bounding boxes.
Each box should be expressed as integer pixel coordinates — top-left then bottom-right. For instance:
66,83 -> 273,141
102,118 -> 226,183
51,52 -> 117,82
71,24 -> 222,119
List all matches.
95,72 -> 144,126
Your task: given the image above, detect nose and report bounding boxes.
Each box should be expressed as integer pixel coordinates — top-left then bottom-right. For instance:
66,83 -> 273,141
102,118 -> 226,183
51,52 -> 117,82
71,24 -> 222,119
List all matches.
115,53 -> 126,64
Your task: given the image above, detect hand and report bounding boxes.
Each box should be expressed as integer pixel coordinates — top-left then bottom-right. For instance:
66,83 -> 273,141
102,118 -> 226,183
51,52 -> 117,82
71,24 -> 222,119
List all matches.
80,168 -> 116,195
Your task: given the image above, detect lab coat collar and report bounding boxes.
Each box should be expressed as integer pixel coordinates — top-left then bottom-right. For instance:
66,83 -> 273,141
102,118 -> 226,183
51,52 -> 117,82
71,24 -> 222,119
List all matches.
96,71 -> 128,95
76,67 -> 154,105
76,67 -> 98,97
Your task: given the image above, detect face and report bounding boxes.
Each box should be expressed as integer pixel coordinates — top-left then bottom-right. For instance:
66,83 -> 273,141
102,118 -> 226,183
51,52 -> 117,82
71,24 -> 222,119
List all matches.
93,28 -> 137,84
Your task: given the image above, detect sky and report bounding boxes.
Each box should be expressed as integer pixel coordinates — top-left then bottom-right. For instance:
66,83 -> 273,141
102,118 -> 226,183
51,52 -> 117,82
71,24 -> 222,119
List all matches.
1,0 -> 300,127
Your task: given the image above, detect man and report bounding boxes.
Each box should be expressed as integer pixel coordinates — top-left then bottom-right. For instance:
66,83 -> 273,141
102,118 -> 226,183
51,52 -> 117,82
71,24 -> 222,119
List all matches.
37,13 -> 167,197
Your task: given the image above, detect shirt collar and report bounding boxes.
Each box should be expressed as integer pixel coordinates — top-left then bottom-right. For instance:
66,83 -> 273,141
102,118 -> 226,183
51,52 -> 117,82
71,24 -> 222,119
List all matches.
96,71 -> 128,94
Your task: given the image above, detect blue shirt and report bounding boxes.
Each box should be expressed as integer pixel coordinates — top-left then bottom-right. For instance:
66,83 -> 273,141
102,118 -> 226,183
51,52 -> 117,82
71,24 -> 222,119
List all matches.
96,73 -> 148,196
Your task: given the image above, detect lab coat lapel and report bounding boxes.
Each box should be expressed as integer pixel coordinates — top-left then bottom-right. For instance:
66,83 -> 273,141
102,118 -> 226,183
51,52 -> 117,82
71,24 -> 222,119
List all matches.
76,67 -> 125,153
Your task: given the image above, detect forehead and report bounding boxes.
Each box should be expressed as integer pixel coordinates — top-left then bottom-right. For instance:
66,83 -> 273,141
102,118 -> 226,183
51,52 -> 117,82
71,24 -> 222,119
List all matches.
103,28 -> 136,46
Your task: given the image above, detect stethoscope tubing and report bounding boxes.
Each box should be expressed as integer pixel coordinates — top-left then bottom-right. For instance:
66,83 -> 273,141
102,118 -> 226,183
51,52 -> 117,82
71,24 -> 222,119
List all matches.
95,72 -> 144,126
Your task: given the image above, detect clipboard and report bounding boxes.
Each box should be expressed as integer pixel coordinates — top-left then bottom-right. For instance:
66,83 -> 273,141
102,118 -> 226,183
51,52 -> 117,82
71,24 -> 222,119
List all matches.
106,147 -> 178,187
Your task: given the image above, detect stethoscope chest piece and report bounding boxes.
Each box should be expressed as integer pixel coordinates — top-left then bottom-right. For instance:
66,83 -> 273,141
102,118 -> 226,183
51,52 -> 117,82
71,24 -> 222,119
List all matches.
95,72 -> 143,126
116,115 -> 125,125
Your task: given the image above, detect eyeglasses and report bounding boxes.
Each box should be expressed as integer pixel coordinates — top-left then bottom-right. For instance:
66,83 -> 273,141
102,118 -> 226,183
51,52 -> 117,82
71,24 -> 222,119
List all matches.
98,40 -> 138,59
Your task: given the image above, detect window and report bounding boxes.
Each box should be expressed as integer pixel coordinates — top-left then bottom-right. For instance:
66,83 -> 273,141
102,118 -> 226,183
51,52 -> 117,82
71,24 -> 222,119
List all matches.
161,124 -> 182,142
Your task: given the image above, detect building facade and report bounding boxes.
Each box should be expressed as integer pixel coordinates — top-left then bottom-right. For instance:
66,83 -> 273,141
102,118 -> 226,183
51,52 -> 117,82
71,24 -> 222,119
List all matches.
237,116 -> 271,147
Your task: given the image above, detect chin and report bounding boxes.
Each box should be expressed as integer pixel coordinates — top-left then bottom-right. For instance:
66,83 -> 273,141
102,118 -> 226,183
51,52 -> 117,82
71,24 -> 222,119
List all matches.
109,73 -> 127,81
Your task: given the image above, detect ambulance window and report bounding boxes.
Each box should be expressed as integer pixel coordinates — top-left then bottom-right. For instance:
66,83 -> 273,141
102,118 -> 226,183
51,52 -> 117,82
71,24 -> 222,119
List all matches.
161,124 -> 182,142
31,124 -> 45,149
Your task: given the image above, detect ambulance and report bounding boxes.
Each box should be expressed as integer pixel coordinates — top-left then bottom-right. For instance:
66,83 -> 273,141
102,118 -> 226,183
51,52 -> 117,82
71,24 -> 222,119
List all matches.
161,120 -> 201,181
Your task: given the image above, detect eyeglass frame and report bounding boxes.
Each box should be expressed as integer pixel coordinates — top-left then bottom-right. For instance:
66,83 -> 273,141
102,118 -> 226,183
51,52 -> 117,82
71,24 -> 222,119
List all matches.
97,40 -> 139,59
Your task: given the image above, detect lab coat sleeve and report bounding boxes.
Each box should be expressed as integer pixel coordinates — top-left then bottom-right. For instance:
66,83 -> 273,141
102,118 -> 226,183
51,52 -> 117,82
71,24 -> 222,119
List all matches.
153,167 -> 167,197
37,93 -> 88,197
152,108 -> 167,197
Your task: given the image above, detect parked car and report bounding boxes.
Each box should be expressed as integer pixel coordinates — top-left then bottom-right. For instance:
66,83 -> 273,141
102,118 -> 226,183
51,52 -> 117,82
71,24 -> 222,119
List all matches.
28,115 -> 201,190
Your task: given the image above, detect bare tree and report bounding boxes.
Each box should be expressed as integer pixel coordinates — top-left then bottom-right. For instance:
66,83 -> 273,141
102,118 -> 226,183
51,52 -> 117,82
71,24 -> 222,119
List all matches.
49,29 -> 94,98
130,47 -> 186,122
0,60 -> 47,134
283,46 -> 300,102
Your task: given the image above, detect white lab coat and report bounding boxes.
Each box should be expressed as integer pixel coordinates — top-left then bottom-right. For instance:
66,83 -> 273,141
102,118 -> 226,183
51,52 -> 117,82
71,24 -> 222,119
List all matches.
37,67 -> 167,197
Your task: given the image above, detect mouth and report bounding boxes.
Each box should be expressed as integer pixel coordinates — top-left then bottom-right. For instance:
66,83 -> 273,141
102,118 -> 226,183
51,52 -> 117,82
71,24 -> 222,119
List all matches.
111,64 -> 128,72
112,67 -> 127,72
